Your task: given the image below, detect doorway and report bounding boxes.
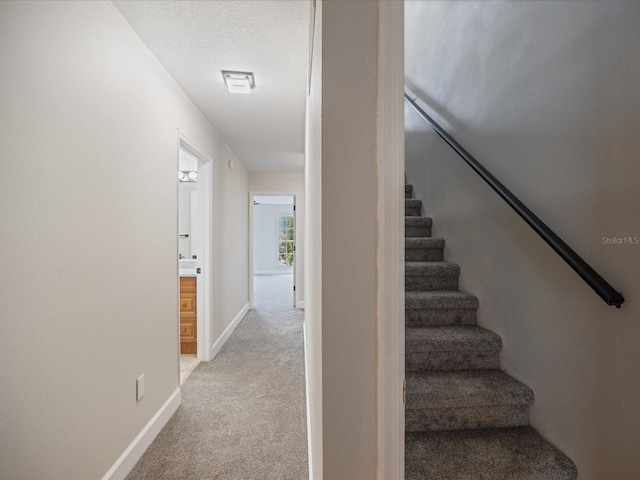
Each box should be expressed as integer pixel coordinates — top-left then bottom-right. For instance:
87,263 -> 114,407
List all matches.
249,193 -> 297,309
177,132 -> 213,383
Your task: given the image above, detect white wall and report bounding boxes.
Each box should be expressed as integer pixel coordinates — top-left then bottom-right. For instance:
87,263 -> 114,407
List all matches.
249,172 -> 305,302
253,203 -> 294,274
405,1 -> 640,478
211,158 -> 249,345
179,149 -> 198,171
305,1 -> 380,478
0,2 -> 248,479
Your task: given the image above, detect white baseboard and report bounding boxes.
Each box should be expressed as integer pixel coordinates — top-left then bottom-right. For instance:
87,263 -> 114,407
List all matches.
102,388 -> 181,480
210,302 -> 249,359
297,300 -> 305,309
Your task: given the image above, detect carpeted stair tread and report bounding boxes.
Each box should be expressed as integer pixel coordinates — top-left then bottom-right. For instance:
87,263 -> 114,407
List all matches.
406,370 -> 534,410
406,326 -> 501,352
405,237 -> 445,261
405,216 -> 433,237
406,237 -> 445,249
406,198 -> 423,216
406,262 -> 460,291
405,184 -> 414,199
405,290 -> 478,310
406,262 -> 459,291
406,261 -> 460,276
406,326 -> 502,371
406,427 -> 578,480
405,216 -> 432,227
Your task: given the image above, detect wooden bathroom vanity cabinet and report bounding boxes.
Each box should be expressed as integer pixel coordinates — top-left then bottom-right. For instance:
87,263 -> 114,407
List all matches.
179,276 -> 197,354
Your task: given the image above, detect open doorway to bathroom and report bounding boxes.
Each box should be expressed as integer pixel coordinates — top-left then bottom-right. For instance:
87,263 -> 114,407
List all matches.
177,132 -> 213,384
178,146 -> 199,383
250,194 -> 297,309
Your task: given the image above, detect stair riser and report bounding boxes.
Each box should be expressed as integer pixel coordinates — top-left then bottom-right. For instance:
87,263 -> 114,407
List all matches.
406,405 -> 530,432
405,248 -> 444,262
406,350 -> 500,372
406,308 -> 477,326
405,225 -> 432,237
406,275 -> 458,291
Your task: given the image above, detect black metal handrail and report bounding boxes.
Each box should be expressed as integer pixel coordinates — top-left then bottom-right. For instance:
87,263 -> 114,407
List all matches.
405,93 -> 625,308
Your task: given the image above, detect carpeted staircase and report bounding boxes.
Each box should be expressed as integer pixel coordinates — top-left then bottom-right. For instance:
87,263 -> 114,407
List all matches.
404,184 -> 578,480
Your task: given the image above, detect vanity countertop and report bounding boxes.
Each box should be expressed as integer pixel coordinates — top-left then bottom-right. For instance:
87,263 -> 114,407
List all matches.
179,269 -> 197,277
179,260 -> 197,277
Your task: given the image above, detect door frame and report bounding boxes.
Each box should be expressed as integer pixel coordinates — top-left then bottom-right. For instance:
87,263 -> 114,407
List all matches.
249,191 -> 300,309
376,0 -> 405,478
177,130 -> 213,362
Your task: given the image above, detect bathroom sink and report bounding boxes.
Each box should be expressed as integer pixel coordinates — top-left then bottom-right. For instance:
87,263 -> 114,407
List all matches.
179,260 -> 197,276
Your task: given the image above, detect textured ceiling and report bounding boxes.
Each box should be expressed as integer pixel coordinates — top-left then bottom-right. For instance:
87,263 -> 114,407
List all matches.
113,0 -> 310,172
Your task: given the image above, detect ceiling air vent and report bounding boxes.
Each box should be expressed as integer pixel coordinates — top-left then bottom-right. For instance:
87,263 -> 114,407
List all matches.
222,71 -> 255,94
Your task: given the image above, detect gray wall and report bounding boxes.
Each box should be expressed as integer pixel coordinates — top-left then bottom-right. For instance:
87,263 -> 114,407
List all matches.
405,1 -> 640,478
0,1 -> 249,478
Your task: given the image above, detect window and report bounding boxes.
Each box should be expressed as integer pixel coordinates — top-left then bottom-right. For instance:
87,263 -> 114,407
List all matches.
278,215 -> 294,266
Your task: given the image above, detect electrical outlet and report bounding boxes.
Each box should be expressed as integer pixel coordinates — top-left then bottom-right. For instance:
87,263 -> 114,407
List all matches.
136,374 -> 145,401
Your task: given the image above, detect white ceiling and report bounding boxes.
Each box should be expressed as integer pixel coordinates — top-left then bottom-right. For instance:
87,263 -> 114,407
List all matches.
113,0 -> 310,172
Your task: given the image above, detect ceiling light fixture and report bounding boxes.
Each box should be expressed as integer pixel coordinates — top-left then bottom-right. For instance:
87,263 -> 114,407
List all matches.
179,170 -> 197,183
222,70 -> 255,94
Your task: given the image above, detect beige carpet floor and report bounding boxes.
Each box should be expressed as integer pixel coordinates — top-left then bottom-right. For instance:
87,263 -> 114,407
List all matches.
126,274 -> 308,480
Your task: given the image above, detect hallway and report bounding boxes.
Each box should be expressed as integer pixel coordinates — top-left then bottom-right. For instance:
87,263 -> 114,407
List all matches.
127,275 -> 308,479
